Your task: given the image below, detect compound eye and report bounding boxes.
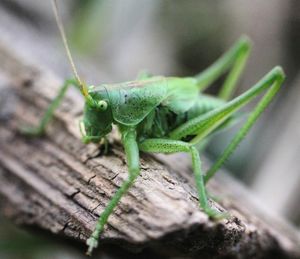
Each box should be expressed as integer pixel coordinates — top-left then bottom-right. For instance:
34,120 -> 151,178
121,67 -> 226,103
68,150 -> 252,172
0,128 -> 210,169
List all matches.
97,100 -> 108,111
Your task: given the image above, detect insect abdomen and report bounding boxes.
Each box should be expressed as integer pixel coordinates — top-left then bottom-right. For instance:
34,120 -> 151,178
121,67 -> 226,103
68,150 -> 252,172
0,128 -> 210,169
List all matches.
186,94 -> 225,120
137,94 -> 224,140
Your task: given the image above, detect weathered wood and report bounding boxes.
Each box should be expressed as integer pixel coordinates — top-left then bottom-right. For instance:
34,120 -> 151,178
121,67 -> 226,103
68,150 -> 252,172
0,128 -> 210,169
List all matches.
0,42 -> 300,258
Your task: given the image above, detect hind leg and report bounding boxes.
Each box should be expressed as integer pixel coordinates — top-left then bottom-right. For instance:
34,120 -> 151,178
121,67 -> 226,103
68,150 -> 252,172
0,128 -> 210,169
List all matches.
171,67 -> 285,182
195,36 -> 251,101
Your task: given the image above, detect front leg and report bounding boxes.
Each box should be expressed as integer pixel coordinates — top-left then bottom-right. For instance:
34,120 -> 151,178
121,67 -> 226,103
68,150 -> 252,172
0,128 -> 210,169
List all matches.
86,126 -> 140,255
21,78 -> 79,136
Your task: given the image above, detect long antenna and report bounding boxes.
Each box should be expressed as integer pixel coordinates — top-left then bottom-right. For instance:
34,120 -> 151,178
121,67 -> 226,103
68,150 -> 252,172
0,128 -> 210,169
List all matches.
51,0 -> 89,97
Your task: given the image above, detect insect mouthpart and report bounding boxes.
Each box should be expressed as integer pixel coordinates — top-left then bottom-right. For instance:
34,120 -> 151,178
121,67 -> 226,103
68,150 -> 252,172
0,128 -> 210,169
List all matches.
80,99 -> 113,145
79,120 -> 102,144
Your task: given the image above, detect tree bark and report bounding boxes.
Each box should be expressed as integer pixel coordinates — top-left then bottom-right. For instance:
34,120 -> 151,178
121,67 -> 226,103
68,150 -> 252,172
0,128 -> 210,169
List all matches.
0,42 -> 300,259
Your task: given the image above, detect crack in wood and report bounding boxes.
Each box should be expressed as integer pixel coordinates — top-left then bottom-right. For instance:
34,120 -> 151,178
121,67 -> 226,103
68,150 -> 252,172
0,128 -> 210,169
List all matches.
0,40 -> 299,258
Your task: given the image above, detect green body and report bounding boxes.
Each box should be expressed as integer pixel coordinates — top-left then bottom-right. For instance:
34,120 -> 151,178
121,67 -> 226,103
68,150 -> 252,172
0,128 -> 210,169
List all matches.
84,76 -> 225,142
22,36 -> 285,255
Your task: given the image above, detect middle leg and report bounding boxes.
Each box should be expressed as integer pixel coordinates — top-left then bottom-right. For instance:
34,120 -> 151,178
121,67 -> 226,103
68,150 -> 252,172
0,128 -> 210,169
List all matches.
139,138 -> 225,218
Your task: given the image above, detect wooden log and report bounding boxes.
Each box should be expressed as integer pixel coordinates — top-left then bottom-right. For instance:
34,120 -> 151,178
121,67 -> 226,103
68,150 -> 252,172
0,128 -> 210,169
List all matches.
0,42 -> 300,258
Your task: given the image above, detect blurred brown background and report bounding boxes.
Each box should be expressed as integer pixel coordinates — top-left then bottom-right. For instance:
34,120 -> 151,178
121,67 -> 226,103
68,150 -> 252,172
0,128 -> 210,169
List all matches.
0,1 -> 299,258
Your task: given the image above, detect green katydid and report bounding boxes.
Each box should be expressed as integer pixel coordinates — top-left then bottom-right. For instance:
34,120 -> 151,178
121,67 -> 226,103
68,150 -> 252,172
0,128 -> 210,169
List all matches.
22,0 -> 285,255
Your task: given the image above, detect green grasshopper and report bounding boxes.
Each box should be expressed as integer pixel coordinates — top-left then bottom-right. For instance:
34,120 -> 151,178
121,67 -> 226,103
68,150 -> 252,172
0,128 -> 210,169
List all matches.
22,0 -> 285,255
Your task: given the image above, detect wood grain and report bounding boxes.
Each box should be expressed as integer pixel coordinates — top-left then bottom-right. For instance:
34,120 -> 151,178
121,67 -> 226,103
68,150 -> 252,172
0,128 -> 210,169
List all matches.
0,42 -> 300,258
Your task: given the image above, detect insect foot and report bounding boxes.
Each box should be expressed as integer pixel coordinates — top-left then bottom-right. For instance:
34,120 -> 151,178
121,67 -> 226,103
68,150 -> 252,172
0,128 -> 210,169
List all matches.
205,208 -> 230,220
86,236 -> 98,256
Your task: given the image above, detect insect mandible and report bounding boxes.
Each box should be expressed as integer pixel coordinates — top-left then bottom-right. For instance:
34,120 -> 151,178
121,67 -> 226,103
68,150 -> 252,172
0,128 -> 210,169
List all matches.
22,0 -> 285,255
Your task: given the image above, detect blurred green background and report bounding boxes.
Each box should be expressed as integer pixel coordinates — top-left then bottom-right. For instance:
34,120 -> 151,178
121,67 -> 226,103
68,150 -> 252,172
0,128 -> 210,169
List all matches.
0,0 -> 300,258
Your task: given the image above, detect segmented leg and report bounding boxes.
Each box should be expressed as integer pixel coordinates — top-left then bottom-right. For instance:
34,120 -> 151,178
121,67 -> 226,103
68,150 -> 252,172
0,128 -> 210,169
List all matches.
86,126 -> 140,255
195,36 -> 251,100
21,78 -> 79,136
139,139 -> 226,218
204,68 -> 285,182
170,67 -> 285,182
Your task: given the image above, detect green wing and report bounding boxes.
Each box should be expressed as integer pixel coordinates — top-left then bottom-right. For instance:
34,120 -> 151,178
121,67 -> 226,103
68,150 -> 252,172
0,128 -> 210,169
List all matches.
161,77 -> 199,114
107,77 -> 168,126
105,76 -> 199,126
